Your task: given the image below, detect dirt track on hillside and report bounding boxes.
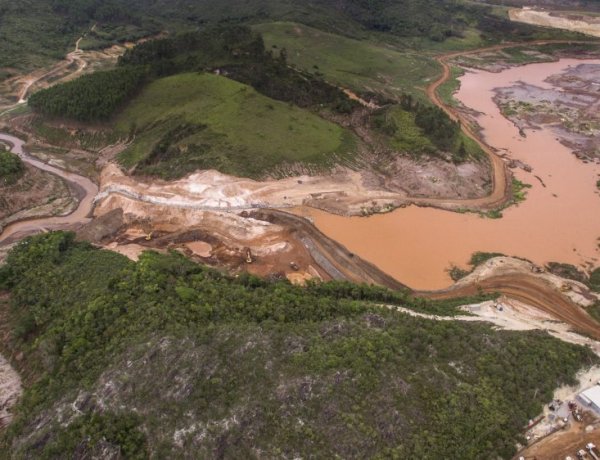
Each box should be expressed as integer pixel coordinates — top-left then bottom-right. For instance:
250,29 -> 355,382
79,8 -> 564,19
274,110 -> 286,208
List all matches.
251,210 -> 600,340
422,274 -> 600,340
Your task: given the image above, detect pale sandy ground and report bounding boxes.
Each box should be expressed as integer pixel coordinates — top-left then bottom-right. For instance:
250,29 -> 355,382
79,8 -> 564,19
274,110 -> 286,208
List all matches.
104,242 -> 148,261
510,8 -> 600,38
96,153 -> 490,217
456,257 -> 599,308
95,194 -> 293,257
185,241 -> 213,258
0,354 -> 21,427
393,297 -> 600,352
96,163 -> 401,215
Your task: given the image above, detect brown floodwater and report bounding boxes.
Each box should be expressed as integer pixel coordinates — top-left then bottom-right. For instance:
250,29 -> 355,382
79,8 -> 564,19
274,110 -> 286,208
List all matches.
303,58 -> 600,290
0,133 -> 98,243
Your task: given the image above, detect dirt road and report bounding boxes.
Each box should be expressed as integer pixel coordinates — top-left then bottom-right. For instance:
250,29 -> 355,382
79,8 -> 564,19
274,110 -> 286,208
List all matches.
422,273 -> 600,340
1,37 -> 597,340
421,39 -> 597,211
249,209 -> 407,289
0,31 -> 89,118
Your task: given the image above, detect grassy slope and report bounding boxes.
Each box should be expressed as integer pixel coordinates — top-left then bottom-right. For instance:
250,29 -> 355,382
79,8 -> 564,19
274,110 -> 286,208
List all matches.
255,22 -> 441,101
374,106 -> 484,161
116,72 -> 356,178
255,22 -> 487,160
0,233 -> 597,458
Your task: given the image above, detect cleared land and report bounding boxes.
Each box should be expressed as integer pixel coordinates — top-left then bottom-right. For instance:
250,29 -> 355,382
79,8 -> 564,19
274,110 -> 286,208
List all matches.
116,72 -> 357,179
510,8 -> 600,38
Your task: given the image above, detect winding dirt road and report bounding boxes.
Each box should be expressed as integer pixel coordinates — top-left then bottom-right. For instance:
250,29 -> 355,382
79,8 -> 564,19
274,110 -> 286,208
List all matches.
250,210 -> 600,340
422,274 -> 600,340
422,39 -> 597,211
1,39 -> 591,242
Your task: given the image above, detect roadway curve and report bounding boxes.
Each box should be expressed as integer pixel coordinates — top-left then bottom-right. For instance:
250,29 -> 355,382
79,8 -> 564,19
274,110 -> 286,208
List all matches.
1,39 -> 591,242
251,210 -> 600,341
421,39 -> 596,211
421,274 -> 600,340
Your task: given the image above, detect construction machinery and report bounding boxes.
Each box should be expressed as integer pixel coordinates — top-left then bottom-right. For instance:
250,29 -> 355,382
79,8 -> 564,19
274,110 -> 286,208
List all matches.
561,283 -> 572,292
587,443 -> 600,460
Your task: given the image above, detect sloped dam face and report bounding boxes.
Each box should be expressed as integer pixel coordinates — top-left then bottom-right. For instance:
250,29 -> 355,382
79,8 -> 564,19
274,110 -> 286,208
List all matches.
305,58 -> 600,290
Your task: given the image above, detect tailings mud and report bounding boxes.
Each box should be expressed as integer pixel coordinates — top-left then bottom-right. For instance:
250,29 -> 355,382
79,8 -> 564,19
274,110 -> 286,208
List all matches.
303,58 -> 600,290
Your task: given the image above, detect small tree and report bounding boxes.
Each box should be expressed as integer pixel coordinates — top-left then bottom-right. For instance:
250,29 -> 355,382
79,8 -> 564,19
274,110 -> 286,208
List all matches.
0,150 -> 24,186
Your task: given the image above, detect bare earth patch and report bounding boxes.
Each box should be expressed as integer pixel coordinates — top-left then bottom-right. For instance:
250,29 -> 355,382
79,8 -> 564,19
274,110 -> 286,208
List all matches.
96,153 -> 490,218
0,353 -> 21,428
510,8 -> 600,38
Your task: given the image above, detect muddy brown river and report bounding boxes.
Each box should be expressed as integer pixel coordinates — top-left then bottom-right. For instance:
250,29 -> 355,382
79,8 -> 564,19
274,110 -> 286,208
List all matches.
304,58 -> 600,290
1,59 -> 600,291
0,133 -> 97,243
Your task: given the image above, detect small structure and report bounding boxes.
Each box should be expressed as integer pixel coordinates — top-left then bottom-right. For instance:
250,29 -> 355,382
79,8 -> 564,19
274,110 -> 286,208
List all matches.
579,386 -> 600,413
588,443 -> 600,460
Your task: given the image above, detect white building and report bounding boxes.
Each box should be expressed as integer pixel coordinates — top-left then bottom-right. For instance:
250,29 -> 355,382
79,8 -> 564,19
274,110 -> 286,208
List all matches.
579,386 -> 600,413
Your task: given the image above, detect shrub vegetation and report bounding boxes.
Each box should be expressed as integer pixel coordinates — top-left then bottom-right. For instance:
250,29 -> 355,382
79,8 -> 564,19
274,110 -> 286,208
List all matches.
0,149 -> 24,186
0,232 -> 597,458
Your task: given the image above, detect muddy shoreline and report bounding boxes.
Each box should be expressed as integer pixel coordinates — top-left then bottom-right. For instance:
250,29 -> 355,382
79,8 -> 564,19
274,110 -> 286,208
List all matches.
307,57 -> 600,290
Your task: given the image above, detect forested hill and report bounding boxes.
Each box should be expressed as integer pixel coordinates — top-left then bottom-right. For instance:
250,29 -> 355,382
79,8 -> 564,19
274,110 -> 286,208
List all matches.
27,26 -> 355,122
0,232 -> 597,458
0,0 -> 585,76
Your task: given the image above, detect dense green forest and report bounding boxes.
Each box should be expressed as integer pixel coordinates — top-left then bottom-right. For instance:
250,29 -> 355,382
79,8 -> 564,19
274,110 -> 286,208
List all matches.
0,149 -> 24,186
0,0 -> 587,76
0,232 -> 596,458
27,67 -> 146,122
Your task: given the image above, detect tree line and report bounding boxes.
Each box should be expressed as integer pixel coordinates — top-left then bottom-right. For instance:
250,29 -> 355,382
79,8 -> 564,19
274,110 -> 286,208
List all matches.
118,26 -> 356,112
28,26 -> 356,122
28,66 -> 147,121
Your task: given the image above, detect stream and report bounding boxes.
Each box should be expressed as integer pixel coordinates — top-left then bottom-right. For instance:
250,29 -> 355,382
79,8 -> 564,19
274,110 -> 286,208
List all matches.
0,133 -> 97,244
